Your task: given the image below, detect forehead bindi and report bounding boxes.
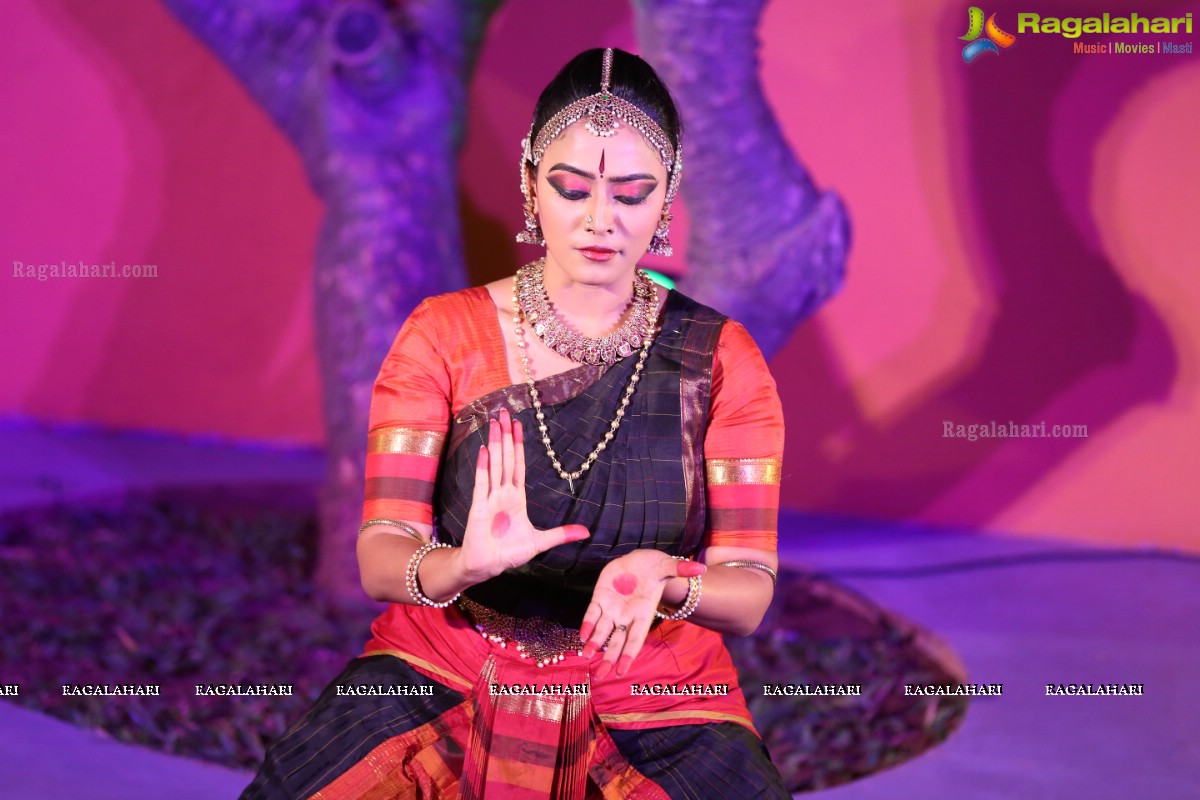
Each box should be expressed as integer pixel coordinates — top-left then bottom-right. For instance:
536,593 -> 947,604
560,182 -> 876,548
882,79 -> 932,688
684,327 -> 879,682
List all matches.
542,122 -> 664,180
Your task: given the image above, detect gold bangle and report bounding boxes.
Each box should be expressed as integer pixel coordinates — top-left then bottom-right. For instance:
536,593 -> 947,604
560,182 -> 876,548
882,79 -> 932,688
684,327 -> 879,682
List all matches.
358,518 -> 425,541
716,560 -> 778,586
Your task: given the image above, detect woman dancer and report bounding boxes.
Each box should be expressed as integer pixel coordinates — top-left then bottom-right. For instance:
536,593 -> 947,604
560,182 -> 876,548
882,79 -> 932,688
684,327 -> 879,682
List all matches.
244,47 -> 789,799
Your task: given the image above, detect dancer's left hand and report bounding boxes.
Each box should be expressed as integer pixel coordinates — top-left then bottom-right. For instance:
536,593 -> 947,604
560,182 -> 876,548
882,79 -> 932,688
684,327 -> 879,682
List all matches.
580,551 -> 706,678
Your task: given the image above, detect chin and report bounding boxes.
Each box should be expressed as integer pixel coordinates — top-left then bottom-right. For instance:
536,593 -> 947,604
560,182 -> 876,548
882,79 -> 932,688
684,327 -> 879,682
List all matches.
549,250 -> 635,285
575,261 -> 636,284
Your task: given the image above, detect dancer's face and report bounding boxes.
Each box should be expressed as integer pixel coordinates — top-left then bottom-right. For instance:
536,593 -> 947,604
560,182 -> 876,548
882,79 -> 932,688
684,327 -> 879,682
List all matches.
530,121 -> 668,289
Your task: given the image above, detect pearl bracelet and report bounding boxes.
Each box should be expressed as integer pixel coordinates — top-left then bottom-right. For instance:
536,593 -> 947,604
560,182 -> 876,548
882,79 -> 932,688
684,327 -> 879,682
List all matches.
405,541 -> 461,608
656,557 -> 702,621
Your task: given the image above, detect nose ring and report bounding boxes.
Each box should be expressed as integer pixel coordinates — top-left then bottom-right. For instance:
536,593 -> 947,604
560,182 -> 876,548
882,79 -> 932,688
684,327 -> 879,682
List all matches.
585,215 -> 594,227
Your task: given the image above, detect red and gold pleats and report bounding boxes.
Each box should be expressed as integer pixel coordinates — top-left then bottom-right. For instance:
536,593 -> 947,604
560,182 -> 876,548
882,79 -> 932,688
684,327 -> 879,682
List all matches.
461,656 -> 594,800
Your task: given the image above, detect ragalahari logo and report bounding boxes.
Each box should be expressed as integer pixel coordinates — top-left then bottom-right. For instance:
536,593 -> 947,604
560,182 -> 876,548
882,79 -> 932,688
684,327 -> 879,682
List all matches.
961,7 -> 1016,62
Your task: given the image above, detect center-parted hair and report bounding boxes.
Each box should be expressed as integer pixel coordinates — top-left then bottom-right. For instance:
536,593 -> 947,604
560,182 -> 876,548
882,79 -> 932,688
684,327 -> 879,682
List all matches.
528,48 -> 683,166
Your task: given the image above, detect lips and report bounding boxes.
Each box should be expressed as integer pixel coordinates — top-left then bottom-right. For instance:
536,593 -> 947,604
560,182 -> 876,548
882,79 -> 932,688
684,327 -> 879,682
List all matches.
579,246 -> 617,262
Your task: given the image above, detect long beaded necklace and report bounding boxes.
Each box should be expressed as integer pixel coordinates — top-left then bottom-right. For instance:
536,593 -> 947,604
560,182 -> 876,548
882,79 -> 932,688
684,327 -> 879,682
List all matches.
511,262 -> 658,494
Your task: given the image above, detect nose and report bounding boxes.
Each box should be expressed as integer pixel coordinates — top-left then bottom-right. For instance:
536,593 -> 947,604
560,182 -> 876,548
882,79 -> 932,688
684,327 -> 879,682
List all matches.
587,191 -> 614,233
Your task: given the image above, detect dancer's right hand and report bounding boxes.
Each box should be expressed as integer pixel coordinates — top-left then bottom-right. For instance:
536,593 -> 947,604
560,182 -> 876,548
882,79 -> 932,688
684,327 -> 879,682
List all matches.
454,408 -> 590,584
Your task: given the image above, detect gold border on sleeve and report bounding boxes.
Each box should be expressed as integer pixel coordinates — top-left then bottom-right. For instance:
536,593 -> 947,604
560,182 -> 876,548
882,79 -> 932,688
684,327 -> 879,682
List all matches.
705,458 -> 782,486
368,427 -> 446,457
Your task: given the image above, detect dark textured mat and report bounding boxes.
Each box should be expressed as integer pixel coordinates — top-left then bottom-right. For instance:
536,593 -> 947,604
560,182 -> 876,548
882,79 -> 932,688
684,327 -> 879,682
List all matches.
730,570 -> 967,792
1,489 -> 966,793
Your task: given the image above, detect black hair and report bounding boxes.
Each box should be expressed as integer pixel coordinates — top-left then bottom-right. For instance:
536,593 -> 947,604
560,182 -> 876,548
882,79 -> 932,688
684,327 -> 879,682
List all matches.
528,48 -> 682,161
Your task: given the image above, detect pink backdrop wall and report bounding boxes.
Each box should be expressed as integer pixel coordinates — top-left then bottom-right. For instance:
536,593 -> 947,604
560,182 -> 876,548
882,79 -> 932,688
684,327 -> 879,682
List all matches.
3,0 -> 1197,549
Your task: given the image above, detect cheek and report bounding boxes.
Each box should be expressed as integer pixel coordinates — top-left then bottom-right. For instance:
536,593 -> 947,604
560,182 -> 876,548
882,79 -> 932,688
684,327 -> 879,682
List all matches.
536,188 -> 573,226
627,204 -> 664,238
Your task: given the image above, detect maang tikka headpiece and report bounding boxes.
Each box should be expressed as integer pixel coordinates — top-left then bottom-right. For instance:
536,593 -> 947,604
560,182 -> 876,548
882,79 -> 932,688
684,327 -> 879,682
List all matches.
516,48 -> 683,256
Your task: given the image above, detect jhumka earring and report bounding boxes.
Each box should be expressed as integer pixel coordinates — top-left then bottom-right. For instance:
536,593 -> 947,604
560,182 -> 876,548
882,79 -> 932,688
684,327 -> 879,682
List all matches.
645,147 -> 682,257
516,47 -> 682,255
515,151 -> 544,246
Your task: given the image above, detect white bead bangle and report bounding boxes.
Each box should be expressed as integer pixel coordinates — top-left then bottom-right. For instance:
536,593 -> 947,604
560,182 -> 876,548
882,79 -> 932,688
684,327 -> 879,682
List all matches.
405,541 -> 461,608
656,557 -> 702,621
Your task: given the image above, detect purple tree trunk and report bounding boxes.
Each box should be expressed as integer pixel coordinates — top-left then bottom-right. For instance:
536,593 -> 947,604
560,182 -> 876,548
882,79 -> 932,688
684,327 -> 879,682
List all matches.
634,0 -> 850,357
161,0 -> 499,596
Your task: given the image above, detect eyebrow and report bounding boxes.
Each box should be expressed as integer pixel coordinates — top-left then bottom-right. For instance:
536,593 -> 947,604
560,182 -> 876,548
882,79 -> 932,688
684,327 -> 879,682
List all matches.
547,163 -> 658,185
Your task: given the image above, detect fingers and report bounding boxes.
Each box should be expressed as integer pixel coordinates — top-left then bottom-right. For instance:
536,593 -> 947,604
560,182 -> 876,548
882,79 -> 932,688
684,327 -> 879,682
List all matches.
594,630 -> 624,679
537,524 -> 590,555
579,600 -> 602,646
581,612 -> 613,662
498,408 -> 514,485
600,619 -> 629,670
615,617 -> 651,677
580,595 -> 646,679
484,410 -> 521,490
674,560 -> 707,578
487,416 -> 502,489
580,598 -> 624,663
513,418 -> 526,488
588,617 -> 648,680
472,446 -> 489,506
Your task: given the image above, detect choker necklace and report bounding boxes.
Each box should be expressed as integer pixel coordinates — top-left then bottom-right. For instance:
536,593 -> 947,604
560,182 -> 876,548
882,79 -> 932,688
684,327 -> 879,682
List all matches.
511,262 -> 658,493
515,258 -> 654,365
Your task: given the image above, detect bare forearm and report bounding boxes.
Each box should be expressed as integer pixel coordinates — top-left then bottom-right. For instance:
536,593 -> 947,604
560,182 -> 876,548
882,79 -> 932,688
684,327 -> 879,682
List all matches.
660,562 -> 775,637
357,524 -> 482,605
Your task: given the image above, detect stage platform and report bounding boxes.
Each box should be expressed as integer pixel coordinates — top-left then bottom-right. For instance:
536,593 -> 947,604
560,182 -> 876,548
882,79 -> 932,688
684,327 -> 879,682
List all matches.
1,421 -> 1195,799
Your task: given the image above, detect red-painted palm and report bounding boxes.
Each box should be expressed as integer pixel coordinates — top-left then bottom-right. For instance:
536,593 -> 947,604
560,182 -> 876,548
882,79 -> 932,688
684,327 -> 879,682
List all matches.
457,410 -> 590,582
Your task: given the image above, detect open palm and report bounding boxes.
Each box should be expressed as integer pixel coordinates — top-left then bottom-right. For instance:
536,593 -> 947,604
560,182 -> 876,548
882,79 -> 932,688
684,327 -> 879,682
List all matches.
457,408 -> 589,583
580,550 -> 707,678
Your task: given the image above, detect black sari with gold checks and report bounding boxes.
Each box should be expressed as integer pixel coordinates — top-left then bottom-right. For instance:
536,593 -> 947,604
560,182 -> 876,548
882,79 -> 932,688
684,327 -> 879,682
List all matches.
241,290 -> 790,800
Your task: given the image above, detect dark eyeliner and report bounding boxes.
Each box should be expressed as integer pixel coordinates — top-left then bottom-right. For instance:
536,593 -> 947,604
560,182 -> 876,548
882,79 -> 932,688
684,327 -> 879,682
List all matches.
549,180 -> 588,201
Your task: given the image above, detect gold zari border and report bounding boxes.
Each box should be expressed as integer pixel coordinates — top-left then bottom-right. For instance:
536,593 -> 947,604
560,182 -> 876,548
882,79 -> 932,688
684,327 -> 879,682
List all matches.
599,709 -> 750,726
368,427 -> 446,457
365,650 -> 473,690
705,458 -> 782,486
